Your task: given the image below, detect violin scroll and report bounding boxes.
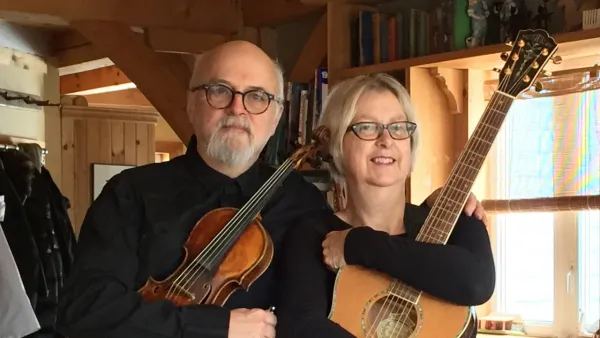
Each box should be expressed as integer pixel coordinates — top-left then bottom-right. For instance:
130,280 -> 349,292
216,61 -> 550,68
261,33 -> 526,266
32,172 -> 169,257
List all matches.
290,126 -> 333,169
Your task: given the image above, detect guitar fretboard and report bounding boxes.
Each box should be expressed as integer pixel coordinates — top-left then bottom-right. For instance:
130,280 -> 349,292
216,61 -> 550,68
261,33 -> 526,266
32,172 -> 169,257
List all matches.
416,93 -> 515,244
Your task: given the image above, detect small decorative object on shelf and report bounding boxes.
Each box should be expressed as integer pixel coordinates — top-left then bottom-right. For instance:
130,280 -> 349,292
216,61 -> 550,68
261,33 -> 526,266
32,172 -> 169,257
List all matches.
466,0 -> 491,48
477,313 -> 526,335
533,0 -> 554,30
583,8 -> 600,29
500,0 -> 519,42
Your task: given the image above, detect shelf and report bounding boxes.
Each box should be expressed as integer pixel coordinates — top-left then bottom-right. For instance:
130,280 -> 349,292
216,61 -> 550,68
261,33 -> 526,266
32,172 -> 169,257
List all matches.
338,28 -> 600,79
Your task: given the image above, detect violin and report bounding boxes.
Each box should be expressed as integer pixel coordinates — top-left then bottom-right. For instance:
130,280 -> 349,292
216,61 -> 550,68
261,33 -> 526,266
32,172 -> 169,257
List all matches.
138,126 -> 331,306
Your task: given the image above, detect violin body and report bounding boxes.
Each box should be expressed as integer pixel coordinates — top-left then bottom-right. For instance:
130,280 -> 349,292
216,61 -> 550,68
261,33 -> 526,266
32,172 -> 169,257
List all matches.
138,207 -> 274,306
138,126 -> 331,307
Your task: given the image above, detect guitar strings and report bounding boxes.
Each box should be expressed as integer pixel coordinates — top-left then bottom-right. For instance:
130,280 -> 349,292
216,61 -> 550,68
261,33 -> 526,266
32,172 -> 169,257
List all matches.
164,158 -> 295,300
384,49 -> 546,337
387,69 -> 514,337
383,73 -> 513,338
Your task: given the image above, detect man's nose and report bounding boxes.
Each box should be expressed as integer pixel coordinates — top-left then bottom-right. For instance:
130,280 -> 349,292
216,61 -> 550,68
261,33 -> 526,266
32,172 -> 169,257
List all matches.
227,94 -> 247,116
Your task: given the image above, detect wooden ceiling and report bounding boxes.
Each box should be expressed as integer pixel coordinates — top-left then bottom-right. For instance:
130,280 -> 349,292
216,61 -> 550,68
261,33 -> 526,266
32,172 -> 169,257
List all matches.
0,0 -> 329,141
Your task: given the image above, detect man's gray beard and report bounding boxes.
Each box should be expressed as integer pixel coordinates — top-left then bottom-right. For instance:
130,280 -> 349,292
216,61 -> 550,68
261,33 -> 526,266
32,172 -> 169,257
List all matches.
206,117 -> 259,167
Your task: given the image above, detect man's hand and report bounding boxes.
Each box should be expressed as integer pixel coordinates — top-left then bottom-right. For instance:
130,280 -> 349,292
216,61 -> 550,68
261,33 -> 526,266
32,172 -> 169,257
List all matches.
228,308 -> 277,338
426,188 -> 488,228
322,229 -> 351,270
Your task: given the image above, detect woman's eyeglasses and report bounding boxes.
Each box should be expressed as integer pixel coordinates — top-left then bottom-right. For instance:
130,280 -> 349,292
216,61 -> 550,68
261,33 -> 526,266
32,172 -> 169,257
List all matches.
347,121 -> 417,141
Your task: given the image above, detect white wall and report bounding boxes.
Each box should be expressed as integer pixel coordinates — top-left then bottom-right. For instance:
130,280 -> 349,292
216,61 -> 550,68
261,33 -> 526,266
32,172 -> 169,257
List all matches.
0,21 -> 62,186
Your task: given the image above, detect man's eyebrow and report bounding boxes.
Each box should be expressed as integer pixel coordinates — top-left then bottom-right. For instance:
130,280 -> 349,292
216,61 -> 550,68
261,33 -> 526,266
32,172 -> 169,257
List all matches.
206,78 -> 270,93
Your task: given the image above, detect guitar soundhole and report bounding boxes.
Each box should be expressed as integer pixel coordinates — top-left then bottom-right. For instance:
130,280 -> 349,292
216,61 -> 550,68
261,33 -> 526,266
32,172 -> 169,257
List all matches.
364,295 -> 420,338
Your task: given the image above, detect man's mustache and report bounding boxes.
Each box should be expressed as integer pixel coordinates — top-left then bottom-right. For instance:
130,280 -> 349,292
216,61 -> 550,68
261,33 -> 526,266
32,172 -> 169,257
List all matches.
218,117 -> 252,135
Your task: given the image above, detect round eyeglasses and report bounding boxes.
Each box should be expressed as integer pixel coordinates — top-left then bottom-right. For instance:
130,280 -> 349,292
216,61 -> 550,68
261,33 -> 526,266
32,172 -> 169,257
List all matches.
347,121 -> 417,141
190,83 -> 280,115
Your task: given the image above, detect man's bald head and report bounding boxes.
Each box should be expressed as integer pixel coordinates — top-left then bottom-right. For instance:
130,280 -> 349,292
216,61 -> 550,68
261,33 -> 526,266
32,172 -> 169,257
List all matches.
186,40 -> 286,177
190,40 -> 285,102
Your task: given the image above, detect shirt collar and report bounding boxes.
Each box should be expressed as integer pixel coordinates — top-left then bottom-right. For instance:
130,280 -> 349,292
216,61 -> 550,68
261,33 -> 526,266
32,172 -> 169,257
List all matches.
183,134 -> 262,197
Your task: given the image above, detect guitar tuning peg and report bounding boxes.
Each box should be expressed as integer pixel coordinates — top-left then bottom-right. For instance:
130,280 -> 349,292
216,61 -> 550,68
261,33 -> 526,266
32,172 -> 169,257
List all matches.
551,55 -> 562,64
505,40 -> 514,47
493,67 -> 502,73
533,82 -> 544,92
500,52 -> 509,61
543,70 -> 553,76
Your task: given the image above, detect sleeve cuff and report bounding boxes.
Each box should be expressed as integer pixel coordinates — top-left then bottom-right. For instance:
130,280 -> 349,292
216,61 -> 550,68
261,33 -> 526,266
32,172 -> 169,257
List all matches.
181,305 -> 230,338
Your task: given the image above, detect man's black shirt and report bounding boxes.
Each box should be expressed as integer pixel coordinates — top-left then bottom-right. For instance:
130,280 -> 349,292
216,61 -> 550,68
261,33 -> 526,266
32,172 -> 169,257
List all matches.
56,135 -> 330,338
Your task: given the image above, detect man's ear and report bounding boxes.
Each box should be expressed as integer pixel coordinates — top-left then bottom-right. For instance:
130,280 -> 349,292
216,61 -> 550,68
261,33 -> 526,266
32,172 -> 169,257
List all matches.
270,105 -> 283,137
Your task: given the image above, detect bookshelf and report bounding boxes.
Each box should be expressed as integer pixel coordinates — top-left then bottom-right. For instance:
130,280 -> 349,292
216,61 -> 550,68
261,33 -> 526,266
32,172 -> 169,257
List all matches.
338,25 -> 600,78
325,1 -> 600,208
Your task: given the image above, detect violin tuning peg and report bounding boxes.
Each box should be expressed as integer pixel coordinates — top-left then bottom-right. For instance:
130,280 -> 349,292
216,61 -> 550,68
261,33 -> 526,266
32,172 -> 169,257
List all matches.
551,55 -> 562,64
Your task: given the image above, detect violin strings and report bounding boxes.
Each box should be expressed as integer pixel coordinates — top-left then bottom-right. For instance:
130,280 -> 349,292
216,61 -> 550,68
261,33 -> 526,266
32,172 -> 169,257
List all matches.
165,158 -> 296,300
176,159 -> 295,297
166,158 -> 292,300
166,158 -> 294,299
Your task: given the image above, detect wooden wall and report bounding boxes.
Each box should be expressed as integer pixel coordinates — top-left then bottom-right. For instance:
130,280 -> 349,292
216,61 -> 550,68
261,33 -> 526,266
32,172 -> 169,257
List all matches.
60,99 -> 158,234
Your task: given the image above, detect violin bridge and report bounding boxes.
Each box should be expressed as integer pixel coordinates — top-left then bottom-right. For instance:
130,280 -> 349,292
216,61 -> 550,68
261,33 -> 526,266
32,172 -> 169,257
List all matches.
169,282 -> 197,300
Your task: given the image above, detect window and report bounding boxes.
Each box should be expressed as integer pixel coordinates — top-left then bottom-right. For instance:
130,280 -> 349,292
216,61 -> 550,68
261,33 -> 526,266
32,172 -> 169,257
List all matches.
489,87 -> 599,336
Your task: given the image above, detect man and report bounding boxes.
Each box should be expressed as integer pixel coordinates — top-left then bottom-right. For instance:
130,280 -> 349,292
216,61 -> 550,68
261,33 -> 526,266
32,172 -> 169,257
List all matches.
56,41 -> 487,338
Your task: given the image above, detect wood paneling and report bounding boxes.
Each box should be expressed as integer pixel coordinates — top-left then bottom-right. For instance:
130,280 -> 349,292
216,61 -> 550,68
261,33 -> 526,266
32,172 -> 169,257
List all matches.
60,102 -> 157,234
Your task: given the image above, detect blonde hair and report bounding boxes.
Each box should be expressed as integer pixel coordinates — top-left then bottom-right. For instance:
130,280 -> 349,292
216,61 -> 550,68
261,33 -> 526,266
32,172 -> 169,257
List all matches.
319,73 -> 420,182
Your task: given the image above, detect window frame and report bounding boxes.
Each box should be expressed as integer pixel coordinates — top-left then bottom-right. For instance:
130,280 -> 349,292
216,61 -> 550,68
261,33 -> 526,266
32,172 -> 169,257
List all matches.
485,90 -> 598,337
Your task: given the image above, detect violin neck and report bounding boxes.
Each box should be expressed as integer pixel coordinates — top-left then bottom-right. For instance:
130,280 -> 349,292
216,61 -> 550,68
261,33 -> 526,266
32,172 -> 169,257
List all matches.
237,158 -> 296,222
205,159 -> 296,268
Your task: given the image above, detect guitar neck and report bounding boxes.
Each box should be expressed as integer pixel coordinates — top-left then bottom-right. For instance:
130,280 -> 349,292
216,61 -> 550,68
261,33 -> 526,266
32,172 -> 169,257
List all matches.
416,92 -> 515,244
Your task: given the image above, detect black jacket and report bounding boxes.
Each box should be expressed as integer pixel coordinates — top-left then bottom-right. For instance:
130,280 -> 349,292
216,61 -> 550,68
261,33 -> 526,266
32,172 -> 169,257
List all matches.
0,153 -> 41,306
0,151 -> 77,336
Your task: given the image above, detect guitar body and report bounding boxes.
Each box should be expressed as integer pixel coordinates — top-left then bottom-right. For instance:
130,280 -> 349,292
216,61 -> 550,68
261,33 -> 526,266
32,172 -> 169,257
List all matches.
328,265 -> 475,338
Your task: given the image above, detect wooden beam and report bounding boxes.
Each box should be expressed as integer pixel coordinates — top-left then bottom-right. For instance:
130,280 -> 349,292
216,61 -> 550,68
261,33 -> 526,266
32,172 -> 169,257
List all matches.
0,0 -> 242,33
144,28 -> 227,54
242,0 -> 322,26
71,20 -> 192,142
84,88 -> 152,107
289,13 -> 327,82
156,141 -> 186,159
54,44 -> 103,68
60,65 -> 131,95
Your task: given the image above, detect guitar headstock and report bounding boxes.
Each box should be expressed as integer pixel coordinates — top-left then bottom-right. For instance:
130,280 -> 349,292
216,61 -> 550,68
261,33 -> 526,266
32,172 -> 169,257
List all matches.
496,29 -> 559,97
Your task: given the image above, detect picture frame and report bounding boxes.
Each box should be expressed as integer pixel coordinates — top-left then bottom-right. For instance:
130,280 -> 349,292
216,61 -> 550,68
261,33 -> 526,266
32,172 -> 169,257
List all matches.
91,163 -> 135,200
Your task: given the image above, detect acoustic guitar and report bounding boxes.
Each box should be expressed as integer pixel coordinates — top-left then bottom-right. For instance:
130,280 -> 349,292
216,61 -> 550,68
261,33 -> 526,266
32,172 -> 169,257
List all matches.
327,29 -> 560,338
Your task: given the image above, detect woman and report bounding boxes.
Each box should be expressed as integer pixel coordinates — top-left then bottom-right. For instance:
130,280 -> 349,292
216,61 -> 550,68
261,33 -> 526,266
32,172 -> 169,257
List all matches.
275,73 -> 496,337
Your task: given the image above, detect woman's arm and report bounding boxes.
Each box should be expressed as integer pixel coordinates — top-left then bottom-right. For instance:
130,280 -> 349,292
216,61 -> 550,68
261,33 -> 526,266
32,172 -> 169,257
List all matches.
275,217 -> 356,338
343,212 -> 495,306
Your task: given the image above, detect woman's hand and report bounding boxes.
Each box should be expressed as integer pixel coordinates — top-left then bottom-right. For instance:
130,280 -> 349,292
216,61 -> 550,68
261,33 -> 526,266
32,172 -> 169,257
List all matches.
322,229 -> 351,270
